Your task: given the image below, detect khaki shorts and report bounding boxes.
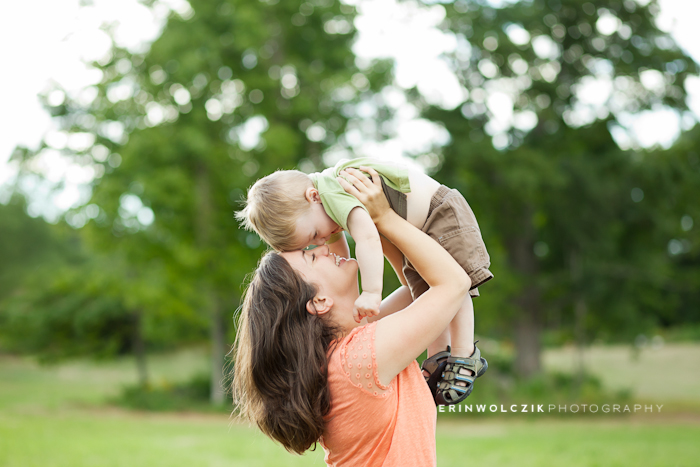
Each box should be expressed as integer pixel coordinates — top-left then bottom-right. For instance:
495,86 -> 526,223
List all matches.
403,185 -> 493,299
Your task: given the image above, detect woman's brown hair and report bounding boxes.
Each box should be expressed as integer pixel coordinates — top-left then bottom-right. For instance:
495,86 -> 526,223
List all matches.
232,251 -> 340,454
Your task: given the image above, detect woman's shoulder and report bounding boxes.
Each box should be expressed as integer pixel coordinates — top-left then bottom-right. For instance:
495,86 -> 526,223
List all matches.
330,322 -> 393,397
348,321 -> 376,339
331,322 -> 376,348
332,322 -> 377,364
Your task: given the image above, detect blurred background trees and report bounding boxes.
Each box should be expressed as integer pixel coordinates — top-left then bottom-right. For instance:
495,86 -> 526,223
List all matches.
4,0 -> 390,403
421,0 -> 699,376
1,0 -> 698,402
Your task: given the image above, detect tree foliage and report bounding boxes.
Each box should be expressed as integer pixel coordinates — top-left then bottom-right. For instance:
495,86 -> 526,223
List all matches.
8,0 -> 390,401
4,0 -> 699,395
420,0 -> 699,375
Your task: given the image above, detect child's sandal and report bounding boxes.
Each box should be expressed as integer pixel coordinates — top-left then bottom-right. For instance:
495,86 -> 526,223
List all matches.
435,343 -> 488,405
421,346 -> 451,399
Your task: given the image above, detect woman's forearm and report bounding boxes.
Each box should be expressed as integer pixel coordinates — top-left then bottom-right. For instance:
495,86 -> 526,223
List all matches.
368,285 -> 413,323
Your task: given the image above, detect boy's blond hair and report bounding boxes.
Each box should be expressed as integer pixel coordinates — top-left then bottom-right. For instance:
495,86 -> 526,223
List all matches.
236,170 -> 313,251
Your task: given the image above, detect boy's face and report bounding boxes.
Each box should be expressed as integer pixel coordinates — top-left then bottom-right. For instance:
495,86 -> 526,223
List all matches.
292,189 -> 341,250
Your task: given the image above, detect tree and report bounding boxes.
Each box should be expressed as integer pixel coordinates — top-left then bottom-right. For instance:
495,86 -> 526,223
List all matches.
0,194 -> 70,302
12,0 -> 389,402
0,194 -> 201,386
421,0 -> 698,376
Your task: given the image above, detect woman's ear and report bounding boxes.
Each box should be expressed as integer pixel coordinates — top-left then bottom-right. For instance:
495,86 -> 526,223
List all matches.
306,295 -> 334,315
304,187 -> 322,204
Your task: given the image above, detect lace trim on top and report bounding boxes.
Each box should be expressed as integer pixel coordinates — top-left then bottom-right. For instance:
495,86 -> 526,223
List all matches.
339,323 -> 393,397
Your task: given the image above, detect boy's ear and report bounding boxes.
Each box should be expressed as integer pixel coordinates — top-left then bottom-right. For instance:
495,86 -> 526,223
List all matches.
306,295 -> 333,316
305,187 -> 322,204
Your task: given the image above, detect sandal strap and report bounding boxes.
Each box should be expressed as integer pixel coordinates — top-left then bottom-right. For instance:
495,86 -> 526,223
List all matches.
441,368 -> 476,383
420,346 -> 451,376
435,344 -> 488,405
453,373 -> 475,384
436,383 -> 473,404
445,383 -> 468,395
446,345 -> 486,374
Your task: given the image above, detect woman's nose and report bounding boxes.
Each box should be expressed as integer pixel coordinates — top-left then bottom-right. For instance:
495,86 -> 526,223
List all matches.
319,245 -> 330,255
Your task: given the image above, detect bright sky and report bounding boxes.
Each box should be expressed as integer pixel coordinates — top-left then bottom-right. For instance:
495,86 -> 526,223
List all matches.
1,0 -> 698,216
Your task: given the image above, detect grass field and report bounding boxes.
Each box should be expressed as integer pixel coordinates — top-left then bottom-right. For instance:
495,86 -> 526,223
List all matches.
1,345 -> 699,467
543,343 -> 700,405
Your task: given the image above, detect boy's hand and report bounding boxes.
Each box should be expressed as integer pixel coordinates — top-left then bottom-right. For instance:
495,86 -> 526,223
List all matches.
353,291 -> 382,323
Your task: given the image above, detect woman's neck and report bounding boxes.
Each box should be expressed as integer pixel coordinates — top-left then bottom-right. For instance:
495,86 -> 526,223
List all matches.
328,295 -> 364,337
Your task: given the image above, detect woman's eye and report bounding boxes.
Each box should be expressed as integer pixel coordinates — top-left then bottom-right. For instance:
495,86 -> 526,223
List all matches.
312,253 -> 316,261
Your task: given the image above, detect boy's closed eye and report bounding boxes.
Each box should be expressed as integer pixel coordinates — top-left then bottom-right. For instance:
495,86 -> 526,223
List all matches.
306,232 -> 318,247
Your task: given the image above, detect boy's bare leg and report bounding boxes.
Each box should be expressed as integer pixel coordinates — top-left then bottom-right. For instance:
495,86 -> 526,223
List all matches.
423,327 -> 451,379
424,295 -> 475,383
427,327 -> 451,358
447,294 -> 476,375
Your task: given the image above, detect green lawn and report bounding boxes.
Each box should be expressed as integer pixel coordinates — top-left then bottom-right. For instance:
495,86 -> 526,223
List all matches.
2,409 -> 698,467
0,349 -> 210,411
543,343 -> 700,404
437,419 -> 700,466
0,410 -> 326,467
1,347 -> 698,467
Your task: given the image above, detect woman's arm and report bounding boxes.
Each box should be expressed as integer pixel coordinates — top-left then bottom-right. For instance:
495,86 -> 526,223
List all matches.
338,168 -> 470,386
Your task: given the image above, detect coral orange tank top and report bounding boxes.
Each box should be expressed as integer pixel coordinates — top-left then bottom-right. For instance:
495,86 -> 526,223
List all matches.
320,322 -> 437,467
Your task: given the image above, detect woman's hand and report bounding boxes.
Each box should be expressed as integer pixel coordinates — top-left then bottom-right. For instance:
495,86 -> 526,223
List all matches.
337,167 -> 391,224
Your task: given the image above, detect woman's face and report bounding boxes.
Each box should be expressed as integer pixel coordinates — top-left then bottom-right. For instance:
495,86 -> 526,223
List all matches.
280,245 -> 359,302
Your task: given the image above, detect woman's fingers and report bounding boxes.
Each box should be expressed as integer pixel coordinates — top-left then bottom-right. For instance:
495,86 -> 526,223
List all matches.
337,175 -> 364,200
339,169 -> 364,189
344,167 -> 374,188
338,170 -> 370,201
340,167 -> 392,222
357,166 -> 381,187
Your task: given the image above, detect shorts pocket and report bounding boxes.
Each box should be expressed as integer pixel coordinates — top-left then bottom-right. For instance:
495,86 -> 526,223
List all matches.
437,226 -> 489,272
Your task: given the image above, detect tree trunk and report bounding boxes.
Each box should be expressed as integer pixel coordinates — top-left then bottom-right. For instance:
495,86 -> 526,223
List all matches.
513,285 -> 542,377
508,205 -> 542,378
574,298 -> 587,389
132,310 -> 149,387
194,162 -> 226,404
210,295 -> 226,405
571,251 -> 587,389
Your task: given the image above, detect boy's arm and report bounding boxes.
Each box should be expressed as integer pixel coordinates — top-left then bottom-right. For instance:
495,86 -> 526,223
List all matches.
367,285 -> 412,323
380,235 -> 407,286
326,231 -> 350,259
346,207 -> 384,322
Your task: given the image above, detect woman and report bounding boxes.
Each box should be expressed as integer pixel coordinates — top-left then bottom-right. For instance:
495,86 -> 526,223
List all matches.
233,167 -> 471,466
